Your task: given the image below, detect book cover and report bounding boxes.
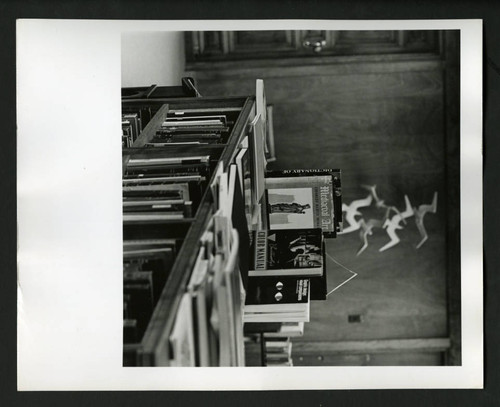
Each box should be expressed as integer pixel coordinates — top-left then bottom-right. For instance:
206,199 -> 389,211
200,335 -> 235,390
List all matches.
265,168 -> 343,234
249,228 -> 324,277
265,174 -> 336,237
244,276 -> 310,313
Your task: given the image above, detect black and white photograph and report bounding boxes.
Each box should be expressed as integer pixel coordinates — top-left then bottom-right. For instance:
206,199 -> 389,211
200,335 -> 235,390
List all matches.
16,19 -> 482,390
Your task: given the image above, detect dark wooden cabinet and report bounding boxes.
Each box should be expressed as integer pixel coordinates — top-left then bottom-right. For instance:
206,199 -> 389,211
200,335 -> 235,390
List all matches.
186,30 -> 440,62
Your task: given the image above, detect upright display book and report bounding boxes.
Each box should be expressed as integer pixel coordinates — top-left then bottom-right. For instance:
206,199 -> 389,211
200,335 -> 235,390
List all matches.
249,228 -> 324,277
265,168 -> 342,235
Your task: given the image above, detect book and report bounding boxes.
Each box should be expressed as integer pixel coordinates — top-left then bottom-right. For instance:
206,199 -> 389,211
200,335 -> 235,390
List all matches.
243,322 -> 282,334
123,282 -> 154,339
169,292 -> 196,367
127,155 -> 210,167
248,114 -> 266,205
187,247 -> 210,367
229,163 -> 250,289
265,173 -> 336,237
123,319 -> 138,344
223,229 -> 245,366
124,161 -> 211,178
249,228 -> 324,277
122,174 -> 206,184
235,147 -> 254,228
243,310 -> 309,323
244,276 -> 310,314
265,168 -> 342,234
265,104 -> 276,163
123,246 -> 176,304
122,212 -> 186,222
263,322 -> 305,338
122,182 -> 190,201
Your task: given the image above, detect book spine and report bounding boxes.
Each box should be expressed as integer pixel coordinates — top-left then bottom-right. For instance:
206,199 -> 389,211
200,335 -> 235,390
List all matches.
253,230 -> 268,271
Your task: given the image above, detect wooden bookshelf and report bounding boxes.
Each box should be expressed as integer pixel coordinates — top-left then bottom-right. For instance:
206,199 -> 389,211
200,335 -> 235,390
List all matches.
122,92 -> 258,366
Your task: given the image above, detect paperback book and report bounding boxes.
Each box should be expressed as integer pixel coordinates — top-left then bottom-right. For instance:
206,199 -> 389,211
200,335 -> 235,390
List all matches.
249,228 -> 324,277
265,168 -> 342,235
245,276 -> 310,314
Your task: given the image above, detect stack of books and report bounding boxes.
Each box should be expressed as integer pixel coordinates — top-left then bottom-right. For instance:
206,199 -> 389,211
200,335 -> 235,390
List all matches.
264,337 -> 294,367
243,168 -> 342,329
243,228 -> 323,323
167,153 -> 256,366
122,152 -> 215,365
123,155 -> 210,223
122,112 -> 142,148
145,113 -> 235,146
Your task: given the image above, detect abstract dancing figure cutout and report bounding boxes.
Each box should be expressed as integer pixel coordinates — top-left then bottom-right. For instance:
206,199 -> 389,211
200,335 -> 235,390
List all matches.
356,218 -> 384,256
414,192 -> 438,249
379,195 -> 414,252
361,184 -> 406,224
339,194 -> 373,234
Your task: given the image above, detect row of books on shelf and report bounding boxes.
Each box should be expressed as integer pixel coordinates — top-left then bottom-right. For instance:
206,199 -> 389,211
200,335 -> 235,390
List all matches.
121,93 -> 270,366
122,157 -> 247,366
123,238 -> 181,344
123,155 -> 212,223
121,81 -> 343,366
122,151 -> 217,365
169,214 -> 245,366
166,137 -> 261,366
122,112 -> 143,148
146,113 -> 234,146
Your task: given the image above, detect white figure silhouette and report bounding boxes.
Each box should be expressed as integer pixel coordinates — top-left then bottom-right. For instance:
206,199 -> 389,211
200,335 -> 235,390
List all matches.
361,184 -> 406,224
339,194 -> 373,234
379,195 -> 414,252
356,218 -> 384,256
414,192 -> 438,249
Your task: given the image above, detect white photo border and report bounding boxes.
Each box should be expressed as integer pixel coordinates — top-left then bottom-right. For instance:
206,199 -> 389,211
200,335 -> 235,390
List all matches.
17,19 -> 482,390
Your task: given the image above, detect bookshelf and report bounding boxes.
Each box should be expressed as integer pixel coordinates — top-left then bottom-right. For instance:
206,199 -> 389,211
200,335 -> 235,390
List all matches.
121,82 -> 342,367
122,92 -> 258,366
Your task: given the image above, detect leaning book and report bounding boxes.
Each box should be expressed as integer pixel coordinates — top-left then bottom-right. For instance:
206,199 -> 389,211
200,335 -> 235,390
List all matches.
249,228 -> 324,277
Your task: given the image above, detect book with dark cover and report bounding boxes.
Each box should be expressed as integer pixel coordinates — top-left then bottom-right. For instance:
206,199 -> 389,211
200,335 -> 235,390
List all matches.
230,163 -> 250,289
123,282 -> 154,339
123,319 -> 139,344
249,228 -> 324,277
123,344 -> 140,367
235,147 -> 254,229
266,168 -> 342,237
244,276 -> 310,313
243,322 -> 283,334
309,240 -> 328,300
123,246 -> 176,306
